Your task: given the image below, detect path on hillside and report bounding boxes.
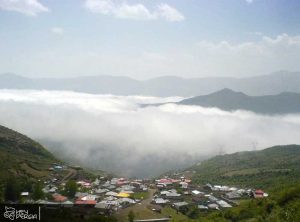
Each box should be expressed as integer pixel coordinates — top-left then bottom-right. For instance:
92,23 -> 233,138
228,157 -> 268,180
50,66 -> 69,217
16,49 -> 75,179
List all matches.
116,188 -> 160,221
60,168 -> 77,184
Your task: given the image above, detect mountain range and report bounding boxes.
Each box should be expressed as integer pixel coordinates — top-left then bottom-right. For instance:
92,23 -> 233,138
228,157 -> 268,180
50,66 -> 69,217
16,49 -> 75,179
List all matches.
178,88 -> 300,114
1,71 -> 300,96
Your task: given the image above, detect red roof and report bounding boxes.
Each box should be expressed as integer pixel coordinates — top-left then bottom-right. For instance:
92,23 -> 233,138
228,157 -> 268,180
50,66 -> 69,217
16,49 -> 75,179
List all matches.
158,179 -> 173,184
75,200 -> 96,205
255,189 -> 264,195
52,194 -> 67,202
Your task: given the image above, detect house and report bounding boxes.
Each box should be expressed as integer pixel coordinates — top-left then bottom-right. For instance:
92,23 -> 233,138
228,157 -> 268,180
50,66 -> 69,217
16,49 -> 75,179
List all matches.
225,191 -> 241,199
117,198 -> 136,207
104,196 -> 117,201
237,189 -> 247,195
80,194 -> 99,201
95,188 -> 109,194
121,190 -> 134,194
77,180 -> 91,188
53,165 -> 63,170
165,192 -> 182,200
21,192 -> 29,197
75,192 -> 89,199
52,194 -> 67,203
102,181 -> 111,187
42,185 -> 57,193
254,189 -> 268,198
156,179 -> 173,186
108,185 -> 116,190
208,195 -> 218,202
208,203 -> 219,210
95,202 -> 113,212
229,187 -> 238,192
75,200 -> 97,205
93,178 -> 100,186
116,178 -> 130,186
213,185 -> 229,192
117,192 -> 130,198
198,205 -> 208,210
160,191 -> 170,196
156,184 -> 166,189
153,198 -> 169,205
116,185 -> 135,192
180,182 -> 188,189
61,200 -> 74,207
191,190 -> 203,196
48,186 -> 58,193
216,200 -> 232,208
105,191 -> 118,197
173,202 -> 189,211
204,183 -> 213,190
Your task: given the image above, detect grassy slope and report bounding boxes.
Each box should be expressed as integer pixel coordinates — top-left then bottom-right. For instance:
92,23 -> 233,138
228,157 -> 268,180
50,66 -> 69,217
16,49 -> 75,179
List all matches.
0,125 -> 57,185
190,145 -> 300,190
195,182 -> 300,222
182,145 -> 300,221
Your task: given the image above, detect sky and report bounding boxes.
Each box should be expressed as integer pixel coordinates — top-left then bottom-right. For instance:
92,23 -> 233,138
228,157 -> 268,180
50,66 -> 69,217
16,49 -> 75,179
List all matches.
0,0 -> 300,79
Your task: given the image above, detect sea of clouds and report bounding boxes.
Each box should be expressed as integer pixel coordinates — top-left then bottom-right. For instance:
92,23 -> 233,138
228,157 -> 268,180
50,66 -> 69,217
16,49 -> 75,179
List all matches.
0,89 -> 300,177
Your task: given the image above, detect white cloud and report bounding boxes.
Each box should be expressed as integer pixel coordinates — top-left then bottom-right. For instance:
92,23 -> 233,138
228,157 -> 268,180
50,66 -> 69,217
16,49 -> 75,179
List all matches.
193,33 -> 300,76
156,3 -> 185,22
0,0 -> 49,16
2,34 -> 300,79
0,90 -> 300,177
51,27 -> 64,35
84,0 -> 184,22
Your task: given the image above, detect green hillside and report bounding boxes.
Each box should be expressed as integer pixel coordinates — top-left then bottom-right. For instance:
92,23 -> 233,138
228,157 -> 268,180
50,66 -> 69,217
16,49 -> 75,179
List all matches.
190,145 -> 300,190
0,125 -> 57,188
197,182 -> 300,222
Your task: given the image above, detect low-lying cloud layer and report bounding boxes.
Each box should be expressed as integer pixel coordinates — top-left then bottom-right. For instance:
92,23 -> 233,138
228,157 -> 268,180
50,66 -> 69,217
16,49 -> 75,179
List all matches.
1,90 -> 300,177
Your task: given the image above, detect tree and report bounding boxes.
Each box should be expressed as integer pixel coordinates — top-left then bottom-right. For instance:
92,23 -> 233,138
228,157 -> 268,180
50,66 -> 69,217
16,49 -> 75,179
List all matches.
32,182 -> 44,200
65,180 -> 77,198
128,210 -> 135,222
4,177 -> 20,202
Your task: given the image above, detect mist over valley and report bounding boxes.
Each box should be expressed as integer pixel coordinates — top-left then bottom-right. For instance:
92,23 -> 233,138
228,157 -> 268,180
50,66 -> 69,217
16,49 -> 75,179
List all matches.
1,89 -> 300,177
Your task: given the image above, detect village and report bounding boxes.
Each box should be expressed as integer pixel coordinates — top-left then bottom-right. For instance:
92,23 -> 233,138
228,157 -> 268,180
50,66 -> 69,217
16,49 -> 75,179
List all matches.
19,163 -> 269,221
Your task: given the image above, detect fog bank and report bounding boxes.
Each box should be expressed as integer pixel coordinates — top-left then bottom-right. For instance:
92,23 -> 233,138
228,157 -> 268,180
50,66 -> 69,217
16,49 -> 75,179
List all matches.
0,90 -> 300,177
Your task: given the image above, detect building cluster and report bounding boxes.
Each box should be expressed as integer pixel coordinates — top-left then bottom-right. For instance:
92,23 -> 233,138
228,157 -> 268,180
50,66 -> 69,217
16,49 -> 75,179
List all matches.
20,163 -> 150,215
151,176 -> 268,213
19,164 -> 269,218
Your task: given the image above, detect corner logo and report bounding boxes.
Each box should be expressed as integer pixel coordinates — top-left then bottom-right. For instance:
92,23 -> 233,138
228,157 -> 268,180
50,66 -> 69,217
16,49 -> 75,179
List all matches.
3,206 -> 40,221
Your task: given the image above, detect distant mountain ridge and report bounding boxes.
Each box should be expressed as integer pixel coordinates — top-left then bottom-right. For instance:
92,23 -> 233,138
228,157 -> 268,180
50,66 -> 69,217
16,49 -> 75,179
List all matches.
1,71 -> 300,96
178,88 -> 300,114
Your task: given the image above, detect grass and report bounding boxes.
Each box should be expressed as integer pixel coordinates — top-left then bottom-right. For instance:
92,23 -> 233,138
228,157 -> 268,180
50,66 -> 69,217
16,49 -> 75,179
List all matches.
131,192 -> 149,200
20,163 -> 49,177
0,125 -> 57,186
190,145 -> 300,190
162,206 -> 197,222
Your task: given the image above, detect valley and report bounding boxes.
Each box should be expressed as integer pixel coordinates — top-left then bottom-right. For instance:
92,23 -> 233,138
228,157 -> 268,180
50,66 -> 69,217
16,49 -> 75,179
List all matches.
1,124 -> 300,221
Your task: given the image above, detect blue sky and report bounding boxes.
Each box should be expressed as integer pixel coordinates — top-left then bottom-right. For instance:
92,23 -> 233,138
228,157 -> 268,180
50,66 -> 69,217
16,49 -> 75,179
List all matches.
0,0 -> 300,79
